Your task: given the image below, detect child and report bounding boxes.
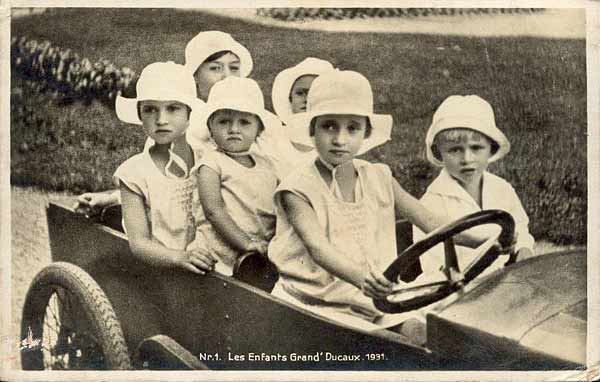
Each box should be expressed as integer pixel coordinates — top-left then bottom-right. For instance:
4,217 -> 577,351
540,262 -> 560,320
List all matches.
185,31 -> 296,174
187,77 -> 280,276
75,31 -> 253,215
271,57 -> 336,165
272,57 -> 335,126
414,95 -> 535,283
268,70 -> 459,330
184,30 -> 253,101
113,61 -> 216,274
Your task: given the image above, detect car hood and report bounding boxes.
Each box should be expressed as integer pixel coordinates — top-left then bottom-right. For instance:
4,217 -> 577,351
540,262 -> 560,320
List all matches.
426,250 -> 586,368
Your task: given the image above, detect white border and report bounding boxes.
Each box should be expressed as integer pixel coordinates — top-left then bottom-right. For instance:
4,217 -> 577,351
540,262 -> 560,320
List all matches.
1,1 -> 598,381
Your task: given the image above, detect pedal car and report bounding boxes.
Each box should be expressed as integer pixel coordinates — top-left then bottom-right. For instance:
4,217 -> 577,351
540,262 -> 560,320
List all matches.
20,200 -> 586,370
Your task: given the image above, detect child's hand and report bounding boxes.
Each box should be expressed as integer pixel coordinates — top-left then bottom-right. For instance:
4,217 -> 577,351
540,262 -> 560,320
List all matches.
176,249 -> 217,275
360,269 -> 394,299
494,230 -> 519,255
245,239 -> 269,256
74,192 -> 117,217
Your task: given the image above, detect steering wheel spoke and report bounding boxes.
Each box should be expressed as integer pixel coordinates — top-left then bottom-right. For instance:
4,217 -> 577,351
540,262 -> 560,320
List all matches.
389,280 -> 448,299
374,210 -> 515,314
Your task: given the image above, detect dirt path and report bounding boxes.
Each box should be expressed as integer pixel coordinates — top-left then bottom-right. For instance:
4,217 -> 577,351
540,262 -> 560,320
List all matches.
8,187 -> 73,368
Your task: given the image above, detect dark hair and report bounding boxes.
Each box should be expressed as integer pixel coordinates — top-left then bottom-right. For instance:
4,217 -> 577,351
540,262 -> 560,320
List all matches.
288,74 -> 318,102
193,50 -> 239,77
206,50 -> 235,62
430,144 -> 442,161
207,109 -> 265,137
308,116 -> 373,138
136,101 -> 192,121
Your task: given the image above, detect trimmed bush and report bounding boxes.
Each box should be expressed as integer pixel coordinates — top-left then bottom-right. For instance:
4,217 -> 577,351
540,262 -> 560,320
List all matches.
256,8 -> 545,21
11,36 -> 136,106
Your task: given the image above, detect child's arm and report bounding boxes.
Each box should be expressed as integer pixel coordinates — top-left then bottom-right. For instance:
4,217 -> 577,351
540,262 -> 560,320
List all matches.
508,187 -> 535,259
74,190 -> 120,216
197,166 -> 268,255
120,183 -> 216,274
392,179 -> 490,249
280,191 -> 393,298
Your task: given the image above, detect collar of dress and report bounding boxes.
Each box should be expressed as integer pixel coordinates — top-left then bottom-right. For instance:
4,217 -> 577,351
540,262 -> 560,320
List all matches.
427,168 -> 503,209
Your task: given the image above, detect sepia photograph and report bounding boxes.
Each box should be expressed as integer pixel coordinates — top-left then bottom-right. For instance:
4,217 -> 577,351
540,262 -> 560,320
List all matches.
1,1 -> 598,381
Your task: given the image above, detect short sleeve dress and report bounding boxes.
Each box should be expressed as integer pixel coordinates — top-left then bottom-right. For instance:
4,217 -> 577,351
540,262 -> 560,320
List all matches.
268,159 -> 412,330
114,146 -> 202,251
189,150 -> 279,275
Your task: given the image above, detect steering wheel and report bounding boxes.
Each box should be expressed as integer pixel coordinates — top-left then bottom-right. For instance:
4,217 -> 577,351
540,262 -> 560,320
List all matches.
373,210 -> 515,314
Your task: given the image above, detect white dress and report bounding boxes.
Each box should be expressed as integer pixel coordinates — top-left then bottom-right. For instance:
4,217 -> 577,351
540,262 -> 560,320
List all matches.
269,159 -> 416,331
113,146 -> 202,251
413,169 -> 535,283
189,150 -> 279,275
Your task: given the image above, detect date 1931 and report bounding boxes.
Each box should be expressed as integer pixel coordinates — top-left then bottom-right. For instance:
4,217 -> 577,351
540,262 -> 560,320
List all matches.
364,353 -> 386,361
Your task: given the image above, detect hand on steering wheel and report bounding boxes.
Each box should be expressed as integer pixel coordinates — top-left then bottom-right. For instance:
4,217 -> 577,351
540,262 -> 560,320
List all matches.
373,210 -> 515,314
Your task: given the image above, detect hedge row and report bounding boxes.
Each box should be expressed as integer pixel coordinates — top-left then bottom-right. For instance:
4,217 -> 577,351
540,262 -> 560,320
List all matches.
11,36 -> 136,105
256,8 -> 545,21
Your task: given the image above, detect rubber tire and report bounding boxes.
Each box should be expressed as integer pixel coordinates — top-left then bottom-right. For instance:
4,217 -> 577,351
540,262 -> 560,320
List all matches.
21,262 -> 132,370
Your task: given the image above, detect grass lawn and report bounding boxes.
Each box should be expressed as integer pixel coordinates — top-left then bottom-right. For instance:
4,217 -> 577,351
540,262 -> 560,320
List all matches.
10,8 -> 587,244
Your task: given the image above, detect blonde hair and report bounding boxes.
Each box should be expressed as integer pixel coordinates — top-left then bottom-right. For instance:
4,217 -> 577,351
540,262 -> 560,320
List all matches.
431,128 -> 499,160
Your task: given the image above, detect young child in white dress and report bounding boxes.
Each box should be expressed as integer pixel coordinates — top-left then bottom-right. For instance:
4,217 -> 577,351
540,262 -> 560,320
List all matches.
187,77 -> 280,276
268,70 -> 459,330
413,95 -> 535,283
113,61 -> 216,275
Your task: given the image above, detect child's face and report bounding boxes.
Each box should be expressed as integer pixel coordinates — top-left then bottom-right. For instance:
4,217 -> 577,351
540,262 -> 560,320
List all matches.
209,109 -> 261,153
138,100 -> 190,145
194,52 -> 241,101
313,114 -> 367,166
436,129 -> 493,186
290,75 -> 317,114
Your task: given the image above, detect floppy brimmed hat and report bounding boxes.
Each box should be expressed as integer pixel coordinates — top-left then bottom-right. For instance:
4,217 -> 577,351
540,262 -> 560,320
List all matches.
184,31 -> 253,77
187,77 -> 282,149
426,95 -> 510,167
271,57 -> 335,126
115,61 -> 204,125
288,70 -> 393,155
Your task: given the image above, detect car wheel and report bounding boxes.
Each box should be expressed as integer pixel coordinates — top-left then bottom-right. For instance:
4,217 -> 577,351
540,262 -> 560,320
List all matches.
21,262 -> 131,370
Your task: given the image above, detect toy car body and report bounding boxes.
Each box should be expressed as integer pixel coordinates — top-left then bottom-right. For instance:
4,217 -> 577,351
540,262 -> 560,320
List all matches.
20,200 -> 586,370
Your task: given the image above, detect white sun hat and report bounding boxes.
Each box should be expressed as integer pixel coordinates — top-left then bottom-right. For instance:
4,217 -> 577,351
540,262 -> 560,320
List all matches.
187,77 -> 282,149
184,31 -> 253,77
271,57 -> 335,126
115,61 -> 205,125
287,70 -> 393,155
425,95 -> 511,167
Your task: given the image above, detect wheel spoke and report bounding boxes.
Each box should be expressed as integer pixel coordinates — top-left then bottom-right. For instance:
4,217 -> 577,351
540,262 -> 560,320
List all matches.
40,287 -> 103,369
22,263 -> 131,370
54,287 -> 66,307
43,290 -> 68,367
43,314 -> 60,334
44,297 -> 60,335
46,294 -> 61,327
